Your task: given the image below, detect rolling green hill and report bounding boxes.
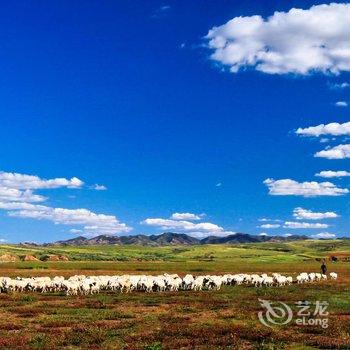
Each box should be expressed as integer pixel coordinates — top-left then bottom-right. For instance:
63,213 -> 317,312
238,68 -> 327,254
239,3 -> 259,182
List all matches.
0,239 -> 349,264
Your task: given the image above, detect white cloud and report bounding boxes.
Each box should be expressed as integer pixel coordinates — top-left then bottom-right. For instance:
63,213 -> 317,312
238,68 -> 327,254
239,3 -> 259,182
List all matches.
330,82 -> 350,89
151,4 -> 171,18
0,202 -> 131,237
0,188 -> 45,203
143,218 -> 220,231
296,121 -> 350,137
8,205 -> 131,236
259,224 -> 280,229
283,221 -> 329,229
92,184 -> 107,191
264,178 -> 348,197
258,218 -> 281,222
0,170 -> 130,236
170,212 -> 201,221
0,238 -> 7,243
160,5 -> 170,11
311,232 -> 336,239
315,144 -> 350,159
0,202 -> 46,210
293,207 -> 338,220
181,231 -> 235,239
142,217 -> 234,238
0,171 -> 83,190
206,3 -> 350,75
259,233 -> 268,236
315,170 -> 350,178
335,101 -> 348,107
69,229 -> 83,234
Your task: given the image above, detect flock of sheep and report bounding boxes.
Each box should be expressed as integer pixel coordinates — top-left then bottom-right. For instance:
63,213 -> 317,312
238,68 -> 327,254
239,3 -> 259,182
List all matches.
0,272 -> 338,296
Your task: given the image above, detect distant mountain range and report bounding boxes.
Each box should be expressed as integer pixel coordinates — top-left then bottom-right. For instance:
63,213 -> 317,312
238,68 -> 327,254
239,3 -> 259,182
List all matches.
43,232 -> 310,246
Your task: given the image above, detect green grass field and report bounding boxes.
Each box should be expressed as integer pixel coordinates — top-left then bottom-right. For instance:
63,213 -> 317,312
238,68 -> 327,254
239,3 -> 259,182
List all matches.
0,240 -> 349,349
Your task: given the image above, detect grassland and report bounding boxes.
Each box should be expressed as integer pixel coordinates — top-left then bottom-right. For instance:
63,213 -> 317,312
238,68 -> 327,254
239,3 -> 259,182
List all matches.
0,240 -> 349,349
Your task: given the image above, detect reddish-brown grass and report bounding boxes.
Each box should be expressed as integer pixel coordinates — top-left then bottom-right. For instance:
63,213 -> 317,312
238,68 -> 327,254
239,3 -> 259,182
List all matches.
0,259 -> 349,349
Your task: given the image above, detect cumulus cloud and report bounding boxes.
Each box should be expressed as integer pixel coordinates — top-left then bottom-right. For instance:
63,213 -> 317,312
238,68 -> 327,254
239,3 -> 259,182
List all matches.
335,101 -> 348,107
142,217 -> 234,238
259,218 -> 269,222
8,205 -> 131,236
0,170 -> 130,236
259,224 -> 280,229
315,170 -> 350,178
296,121 -> 350,137
206,3 -> 350,75
264,178 -> 348,197
92,184 -> 107,191
0,171 -> 83,190
283,221 -> 329,229
69,229 -> 83,234
329,82 -> 350,89
293,207 -> 338,220
0,202 -> 46,211
258,218 -> 281,222
143,218 -> 220,231
315,144 -> 350,159
0,188 -> 45,203
311,232 -> 336,239
170,212 -> 201,221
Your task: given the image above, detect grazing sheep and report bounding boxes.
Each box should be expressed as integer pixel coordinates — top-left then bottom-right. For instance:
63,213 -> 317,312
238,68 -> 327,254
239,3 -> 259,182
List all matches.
296,273 -> 309,284
262,276 -> 274,287
232,274 -> 245,285
193,276 -> 205,291
0,271 -> 336,295
153,276 -> 166,292
182,274 -> 195,290
330,272 -> 338,280
275,275 -> 287,287
251,274 -> 263,287
308,273 -> 316,282
315,273 -> 322,281
205,276 -> 223,290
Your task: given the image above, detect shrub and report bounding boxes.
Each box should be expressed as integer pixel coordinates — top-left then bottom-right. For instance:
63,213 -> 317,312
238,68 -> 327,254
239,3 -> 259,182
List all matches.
144,342 -> 162,350
29,334 -> 49,350
21,295 -> 36,303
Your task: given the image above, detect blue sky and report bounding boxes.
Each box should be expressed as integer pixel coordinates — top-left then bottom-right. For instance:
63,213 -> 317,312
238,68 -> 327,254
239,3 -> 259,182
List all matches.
1,1 -> 350,243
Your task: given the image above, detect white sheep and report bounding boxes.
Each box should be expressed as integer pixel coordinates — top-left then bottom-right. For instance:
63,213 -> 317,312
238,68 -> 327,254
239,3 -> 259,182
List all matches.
0,271 -> 337,295
296,272 -> 309,284
182,274 -> 194,290
330,272 -> 338,280
262,276 -> 274,287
